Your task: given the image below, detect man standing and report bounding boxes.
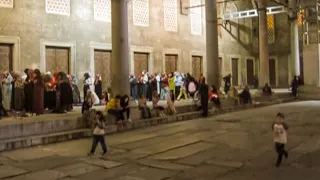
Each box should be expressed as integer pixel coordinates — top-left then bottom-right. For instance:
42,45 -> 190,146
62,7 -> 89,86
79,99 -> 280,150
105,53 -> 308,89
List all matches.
199,77 -> 209,117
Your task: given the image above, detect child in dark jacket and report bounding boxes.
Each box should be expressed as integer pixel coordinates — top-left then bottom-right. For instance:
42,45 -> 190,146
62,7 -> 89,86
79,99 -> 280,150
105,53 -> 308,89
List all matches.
88,111 -> 107,156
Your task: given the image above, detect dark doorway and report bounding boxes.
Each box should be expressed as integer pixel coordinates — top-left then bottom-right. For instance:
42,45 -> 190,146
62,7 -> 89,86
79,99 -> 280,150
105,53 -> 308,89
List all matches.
165,54 -> 178,74
134,53 -> 149,77
94,50 -> 111,88
0,44 -> 13,71
231,58 -> 239,86
246,59 -> 254,85
269,59 -> 276,86
192,56 -> 202,80
46,47 -> 70,73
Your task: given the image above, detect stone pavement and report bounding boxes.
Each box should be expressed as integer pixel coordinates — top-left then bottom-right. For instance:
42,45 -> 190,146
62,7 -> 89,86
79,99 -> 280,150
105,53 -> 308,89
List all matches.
0,101 -> 318,180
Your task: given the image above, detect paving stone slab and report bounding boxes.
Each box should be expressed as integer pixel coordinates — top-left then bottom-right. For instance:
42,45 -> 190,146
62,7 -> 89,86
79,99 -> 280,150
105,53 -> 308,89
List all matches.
7,170 -> 67,180
132,131 -> 215,155
12,155 -> 78,172
137,158 -> 192,171
79,157 -> 124,169
53,162 -> 102,177
175,147 -> 223,166
150,142 -> 215,160
76,164 -> 142,180
104,151 -> 149,161
0,165 -> 28,179
123,167 -> 176,180
169,164 -> 232,180
206,160 -> 244,168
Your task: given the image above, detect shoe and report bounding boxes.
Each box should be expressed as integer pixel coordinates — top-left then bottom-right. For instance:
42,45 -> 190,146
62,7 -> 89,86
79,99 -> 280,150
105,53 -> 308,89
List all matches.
101,151 -> 107,156
128,119 -> 132,122
87,152 -> 94,156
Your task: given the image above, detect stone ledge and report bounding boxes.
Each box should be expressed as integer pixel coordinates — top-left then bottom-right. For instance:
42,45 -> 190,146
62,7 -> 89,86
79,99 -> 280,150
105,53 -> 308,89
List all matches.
0,97 -> 295,152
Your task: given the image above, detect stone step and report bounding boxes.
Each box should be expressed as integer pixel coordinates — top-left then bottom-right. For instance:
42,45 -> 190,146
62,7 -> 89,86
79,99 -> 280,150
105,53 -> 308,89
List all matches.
0,98 -> 296,152
0,129 -> 91,152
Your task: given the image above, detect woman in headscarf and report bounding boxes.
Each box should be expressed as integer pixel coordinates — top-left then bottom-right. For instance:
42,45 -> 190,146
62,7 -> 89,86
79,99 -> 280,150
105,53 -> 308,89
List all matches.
2,71 -> 13,111
24,69 -> 34,114
94,74 -> 102,100
55,72 -> 73,113
32,69 -> 44,115
13,73 -> 25,111
71,75 -> 81,104
44,72 -> 56,111
83,73 -> 92,101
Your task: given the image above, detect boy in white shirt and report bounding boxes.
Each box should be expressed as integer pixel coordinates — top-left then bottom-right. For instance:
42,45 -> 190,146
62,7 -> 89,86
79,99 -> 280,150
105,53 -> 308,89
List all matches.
272,112 -> 289,167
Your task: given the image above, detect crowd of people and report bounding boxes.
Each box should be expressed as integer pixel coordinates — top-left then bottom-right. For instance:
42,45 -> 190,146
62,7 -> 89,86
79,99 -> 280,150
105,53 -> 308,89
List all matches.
0,66 -> 302,120
0,69 -> 80,118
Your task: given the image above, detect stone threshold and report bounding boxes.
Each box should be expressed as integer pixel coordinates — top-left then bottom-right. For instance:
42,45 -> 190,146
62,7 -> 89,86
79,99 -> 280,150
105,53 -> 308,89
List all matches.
0,97 -> 295,152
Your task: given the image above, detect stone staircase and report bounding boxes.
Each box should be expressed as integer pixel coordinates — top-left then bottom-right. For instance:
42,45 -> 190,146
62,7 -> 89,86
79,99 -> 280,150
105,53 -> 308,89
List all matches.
0,94 -> 295,152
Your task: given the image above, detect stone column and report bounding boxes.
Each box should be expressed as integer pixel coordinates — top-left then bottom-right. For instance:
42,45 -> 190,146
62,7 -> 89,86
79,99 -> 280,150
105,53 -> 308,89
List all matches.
205,0 -> 220,87
258,0 -> 270,87
289,0 -> 300,77
291,20 -> 300,77
111,0 -> 130,95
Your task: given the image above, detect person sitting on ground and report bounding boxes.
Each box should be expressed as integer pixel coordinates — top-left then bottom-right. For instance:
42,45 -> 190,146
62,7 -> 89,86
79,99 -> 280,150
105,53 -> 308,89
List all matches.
120,95 -> 132,122
138,95 -> 151,119
106,95 -> 125,130
167,90 -> 177,115
262,83 -> 272,96
152,91 -> 165,116
82,89 -> 99,114
239,86 -> 252,104
209,85 -> 221,109
227,86 -> 240,105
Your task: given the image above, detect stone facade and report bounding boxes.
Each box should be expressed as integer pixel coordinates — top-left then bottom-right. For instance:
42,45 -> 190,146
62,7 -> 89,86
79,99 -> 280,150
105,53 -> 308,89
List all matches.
218,0 -> 292,88
0,0 -> 205,88
0,0 -> 299,88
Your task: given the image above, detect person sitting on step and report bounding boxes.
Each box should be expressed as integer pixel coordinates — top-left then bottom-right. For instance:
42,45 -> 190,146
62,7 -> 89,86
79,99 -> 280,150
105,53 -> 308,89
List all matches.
209,85 -> 221,109
106,95 -> 125,131
239,86 -> 252,105
138,95 -> 151,119
262,83 -> 273,96
152,91 -> 165,116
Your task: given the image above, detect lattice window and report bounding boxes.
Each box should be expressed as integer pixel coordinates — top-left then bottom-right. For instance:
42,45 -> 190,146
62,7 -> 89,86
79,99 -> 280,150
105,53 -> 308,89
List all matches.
163,0 -> 178,32
46,0 -> 70,16
267,14 -> 275,44
132,0 -> 149,27
0,0 -> 13,8
190,0 -> 202,35
94,0 -> 111,22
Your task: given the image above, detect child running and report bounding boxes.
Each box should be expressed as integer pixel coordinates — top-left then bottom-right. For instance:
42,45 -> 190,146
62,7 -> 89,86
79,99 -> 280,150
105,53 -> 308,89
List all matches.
88,111 -> 107,156
272,112 -> 289,167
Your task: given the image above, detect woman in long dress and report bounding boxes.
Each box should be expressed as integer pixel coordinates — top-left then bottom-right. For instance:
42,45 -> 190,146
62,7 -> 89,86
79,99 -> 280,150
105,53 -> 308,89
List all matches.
32,69 -> 44,115
24,69 -> 34,113
2,71 -> 13,111
94,74 -> 102,100
13,74 -> 25,111
83,73 -> 92,101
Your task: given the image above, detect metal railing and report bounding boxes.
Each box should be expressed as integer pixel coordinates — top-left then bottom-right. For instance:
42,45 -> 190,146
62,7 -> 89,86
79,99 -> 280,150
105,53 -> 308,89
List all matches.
221,6 -> 286,20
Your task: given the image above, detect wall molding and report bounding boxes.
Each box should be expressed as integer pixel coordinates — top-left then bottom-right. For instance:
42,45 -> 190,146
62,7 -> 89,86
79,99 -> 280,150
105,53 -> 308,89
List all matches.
40,39 -> 76,74
0,36 -> 21,72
